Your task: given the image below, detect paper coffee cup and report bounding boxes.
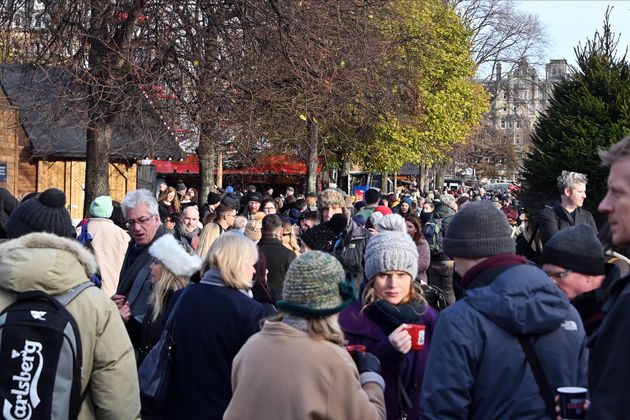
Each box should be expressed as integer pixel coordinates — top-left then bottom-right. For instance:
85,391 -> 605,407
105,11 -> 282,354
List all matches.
557,387 -> 587,419
404,324 -> 426,350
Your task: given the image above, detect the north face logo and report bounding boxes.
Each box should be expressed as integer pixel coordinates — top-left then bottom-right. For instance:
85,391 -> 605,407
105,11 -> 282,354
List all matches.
30,311 -> 46,321
561,320 -> 578,331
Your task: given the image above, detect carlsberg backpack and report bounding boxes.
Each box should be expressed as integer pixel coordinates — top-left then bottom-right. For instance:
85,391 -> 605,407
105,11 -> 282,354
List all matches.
423,217 -> 444,255
0,282 -> 92,420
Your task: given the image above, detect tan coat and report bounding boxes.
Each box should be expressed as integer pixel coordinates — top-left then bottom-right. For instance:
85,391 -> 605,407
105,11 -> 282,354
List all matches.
78,218 -> 130,297
0,233 -> 141,420
224,321 -> 386,420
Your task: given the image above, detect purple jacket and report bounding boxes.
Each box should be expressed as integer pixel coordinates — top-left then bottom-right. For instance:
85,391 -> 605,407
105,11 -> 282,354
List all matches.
339,300 -> 438,420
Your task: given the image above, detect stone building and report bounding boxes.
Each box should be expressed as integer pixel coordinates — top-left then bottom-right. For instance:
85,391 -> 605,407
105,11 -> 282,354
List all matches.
484,59 -> 568,157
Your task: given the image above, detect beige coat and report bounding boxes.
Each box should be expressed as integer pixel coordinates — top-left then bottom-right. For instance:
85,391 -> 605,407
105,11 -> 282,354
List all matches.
224,321 -> 386,420
78,218 -> 130,297
0,233 -> 141,420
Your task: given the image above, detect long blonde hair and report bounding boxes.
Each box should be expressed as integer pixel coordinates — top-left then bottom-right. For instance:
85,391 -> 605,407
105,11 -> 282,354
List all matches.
158,187 -> 181,213
150,262 -> 189,321
196,223 -> 222,261
203,232 -> 258,289
269,313 -> 345,346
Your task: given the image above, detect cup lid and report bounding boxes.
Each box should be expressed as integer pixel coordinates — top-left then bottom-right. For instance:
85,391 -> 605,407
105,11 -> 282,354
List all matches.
557,387 -> 588,394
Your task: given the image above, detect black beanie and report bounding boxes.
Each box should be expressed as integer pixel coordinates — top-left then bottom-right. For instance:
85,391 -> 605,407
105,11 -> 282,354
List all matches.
540,224 -> 604,275
6,188 -> 76,239
207,192 -> 221,205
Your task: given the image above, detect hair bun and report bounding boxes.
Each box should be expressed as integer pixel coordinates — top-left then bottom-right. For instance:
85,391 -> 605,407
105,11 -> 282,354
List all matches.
39,188 -> 67,208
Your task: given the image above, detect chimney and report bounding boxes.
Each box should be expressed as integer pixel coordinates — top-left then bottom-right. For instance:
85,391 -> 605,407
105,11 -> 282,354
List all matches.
496,63 -> 502,82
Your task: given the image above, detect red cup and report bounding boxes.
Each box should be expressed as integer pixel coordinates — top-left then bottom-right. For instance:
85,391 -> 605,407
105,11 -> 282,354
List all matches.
404,324 -> 426,350
345,344 -> 366,355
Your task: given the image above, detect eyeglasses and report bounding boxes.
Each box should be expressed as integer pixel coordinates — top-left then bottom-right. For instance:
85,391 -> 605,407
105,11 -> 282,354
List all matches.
545,270 -> 573,282
263,207 -> 275,211
125,216 -> 154,228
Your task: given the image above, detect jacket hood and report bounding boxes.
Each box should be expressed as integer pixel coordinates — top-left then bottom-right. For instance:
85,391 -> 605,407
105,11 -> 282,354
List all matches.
465,264 -> 571,335
0,232 -> 97,294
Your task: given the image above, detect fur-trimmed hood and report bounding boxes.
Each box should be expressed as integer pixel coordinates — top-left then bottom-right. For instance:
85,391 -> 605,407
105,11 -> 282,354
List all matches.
0,232 -> 98,294
149,234 -> 202,277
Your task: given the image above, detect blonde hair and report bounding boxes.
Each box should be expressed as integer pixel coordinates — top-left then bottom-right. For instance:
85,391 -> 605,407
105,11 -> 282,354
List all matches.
158,187 -> 181,212
361,276 -> 426,312
196,223 -> 222,261
149,262 -> 189,321
204,232 -> 258,289
269,313 -> 345,345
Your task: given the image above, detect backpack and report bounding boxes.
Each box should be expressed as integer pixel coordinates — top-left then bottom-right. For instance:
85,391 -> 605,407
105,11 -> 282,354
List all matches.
0,282 -> 93,420
77,223 -> 103,288
423,217 -> 444,255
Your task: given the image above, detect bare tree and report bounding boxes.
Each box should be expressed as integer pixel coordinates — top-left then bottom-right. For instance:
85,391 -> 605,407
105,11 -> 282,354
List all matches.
451,0 -> 548,79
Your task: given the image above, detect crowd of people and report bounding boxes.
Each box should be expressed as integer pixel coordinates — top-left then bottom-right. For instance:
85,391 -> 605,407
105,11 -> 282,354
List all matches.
2,136 -> 630,419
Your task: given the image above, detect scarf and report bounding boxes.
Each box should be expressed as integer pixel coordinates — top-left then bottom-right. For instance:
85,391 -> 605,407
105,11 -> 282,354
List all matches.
200,268 -> 253,298
366,299 -> 426,335
461,254 -> 528,289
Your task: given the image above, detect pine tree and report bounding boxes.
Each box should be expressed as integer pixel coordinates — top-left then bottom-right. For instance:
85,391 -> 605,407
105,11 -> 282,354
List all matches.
520,10 -> 630,223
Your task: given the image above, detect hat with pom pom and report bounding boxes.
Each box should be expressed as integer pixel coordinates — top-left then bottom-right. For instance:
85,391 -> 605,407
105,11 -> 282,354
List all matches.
7,188 -> 76,239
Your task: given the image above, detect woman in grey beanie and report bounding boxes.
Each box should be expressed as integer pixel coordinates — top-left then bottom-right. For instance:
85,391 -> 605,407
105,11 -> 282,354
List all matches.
339,231 -> 438,420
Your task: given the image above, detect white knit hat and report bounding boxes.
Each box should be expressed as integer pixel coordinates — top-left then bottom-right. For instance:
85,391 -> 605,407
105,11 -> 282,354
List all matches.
149,234 -> 202,277
364,231 -> 418,281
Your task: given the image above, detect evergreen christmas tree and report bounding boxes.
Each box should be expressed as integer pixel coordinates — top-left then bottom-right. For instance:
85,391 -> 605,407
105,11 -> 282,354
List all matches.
520,11 -> 630,224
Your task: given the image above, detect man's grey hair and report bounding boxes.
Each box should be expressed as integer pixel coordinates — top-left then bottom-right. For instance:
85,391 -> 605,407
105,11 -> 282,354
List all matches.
440,194 -> 457,210
599,136 -> 630,167
557,171 -> 588,193
121,189 -> 159,218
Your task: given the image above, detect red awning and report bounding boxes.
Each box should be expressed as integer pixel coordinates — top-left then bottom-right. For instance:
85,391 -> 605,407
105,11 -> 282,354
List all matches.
151,154 -> 321,175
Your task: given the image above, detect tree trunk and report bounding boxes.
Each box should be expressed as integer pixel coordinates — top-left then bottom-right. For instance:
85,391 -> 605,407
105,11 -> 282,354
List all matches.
305,116 -> 319,193
419,163 -> 428,193
435,164 -> 447,193
198,129 -> 216,206
84,122 -> 111,217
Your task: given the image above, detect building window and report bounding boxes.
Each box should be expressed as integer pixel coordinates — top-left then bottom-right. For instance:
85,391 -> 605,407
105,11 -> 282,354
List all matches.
500,119 -> 506,129
503,107 -> 507,112
515,120 -> 521,128
503,91 -> 508,100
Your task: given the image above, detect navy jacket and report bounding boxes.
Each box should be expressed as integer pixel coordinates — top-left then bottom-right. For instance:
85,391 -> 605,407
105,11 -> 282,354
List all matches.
420,262 -> 588,419
165,272 -> 266,420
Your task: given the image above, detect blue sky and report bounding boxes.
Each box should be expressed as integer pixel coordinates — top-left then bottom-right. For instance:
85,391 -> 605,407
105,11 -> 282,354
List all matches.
516,0 -> 630,68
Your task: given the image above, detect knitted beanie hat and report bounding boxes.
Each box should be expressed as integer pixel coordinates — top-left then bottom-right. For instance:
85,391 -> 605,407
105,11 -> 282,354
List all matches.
176,180 -> 187,192
207,192 -> 221,205
277,251 -> 356,317
401,196 -> 413,207
6,188 -> 76,239
89,195 -> 114,218
364,231 -> 418,281
443,200 -> 515,258
375,214 -> 407,233
149,234 -> 202,277
247,192 -> 263,204
540,224 -> 604,275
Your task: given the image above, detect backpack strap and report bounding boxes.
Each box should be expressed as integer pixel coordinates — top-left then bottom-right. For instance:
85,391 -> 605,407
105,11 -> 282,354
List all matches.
55,281 -> 94,306
517,336 -> 556,419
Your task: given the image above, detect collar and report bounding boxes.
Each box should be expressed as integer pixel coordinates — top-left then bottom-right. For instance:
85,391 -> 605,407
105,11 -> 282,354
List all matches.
462,254 -> 528,289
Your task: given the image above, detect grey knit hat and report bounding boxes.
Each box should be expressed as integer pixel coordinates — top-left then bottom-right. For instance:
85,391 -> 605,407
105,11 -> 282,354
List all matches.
443,200 -> 515,258
540,224 -> 604,275
364,231 -> 418,281
277,251 -> 356,317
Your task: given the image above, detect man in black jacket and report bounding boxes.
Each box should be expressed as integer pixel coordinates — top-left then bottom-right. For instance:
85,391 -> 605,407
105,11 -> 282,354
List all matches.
257,214 -> 296,301
538,170 -> 597,245
588,136 -> 630,419
427,193 -> 457,304
0,187 -> 18,238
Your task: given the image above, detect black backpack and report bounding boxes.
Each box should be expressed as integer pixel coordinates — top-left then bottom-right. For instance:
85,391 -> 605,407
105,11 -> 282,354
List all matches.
0,282 -> 92,420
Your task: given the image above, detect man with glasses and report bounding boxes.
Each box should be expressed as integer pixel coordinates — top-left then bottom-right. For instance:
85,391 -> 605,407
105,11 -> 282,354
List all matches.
540,224 -> 618,337
113,189 -> 167,328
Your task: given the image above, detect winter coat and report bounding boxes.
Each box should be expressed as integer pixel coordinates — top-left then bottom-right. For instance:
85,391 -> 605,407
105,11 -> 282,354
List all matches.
0,232 -> 140,420
164,269 -> 266,420
117,225 -> 168,324
420,261 -> 588,419
538,201 -> 597,244
340,301 -> 438,420
0,187 -> 18,236
587,273 -> 630,419
224,320 -> 386,420
257,235 -> 296,301
571,263 -> 620,337
77,218 -> 130,297
416,239 -> 431,282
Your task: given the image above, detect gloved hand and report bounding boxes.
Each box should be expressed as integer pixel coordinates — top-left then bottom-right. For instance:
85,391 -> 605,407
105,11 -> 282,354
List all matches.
354,351 -> 381,375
